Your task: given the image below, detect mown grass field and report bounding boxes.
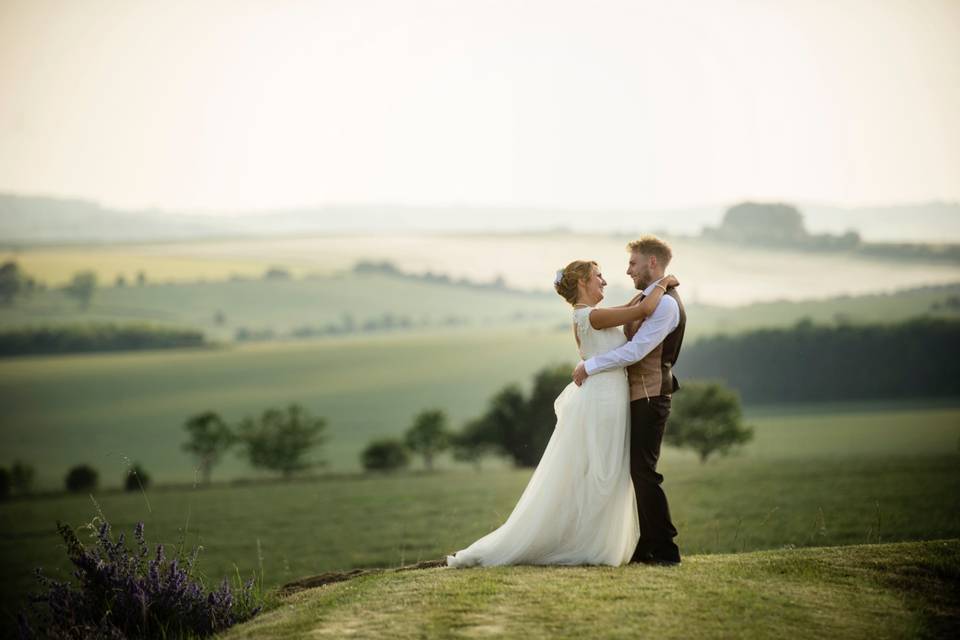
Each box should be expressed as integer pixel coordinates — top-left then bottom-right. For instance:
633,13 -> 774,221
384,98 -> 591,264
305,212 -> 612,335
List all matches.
2,422 -> 958,632
226,539 -> 960,639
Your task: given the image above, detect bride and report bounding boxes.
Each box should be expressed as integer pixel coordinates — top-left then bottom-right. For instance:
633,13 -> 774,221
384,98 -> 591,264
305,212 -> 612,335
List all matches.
447,260 -> 678,568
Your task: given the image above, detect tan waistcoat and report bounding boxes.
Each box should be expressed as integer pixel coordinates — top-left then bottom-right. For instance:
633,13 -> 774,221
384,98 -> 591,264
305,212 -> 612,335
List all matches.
622,289 -> 686,401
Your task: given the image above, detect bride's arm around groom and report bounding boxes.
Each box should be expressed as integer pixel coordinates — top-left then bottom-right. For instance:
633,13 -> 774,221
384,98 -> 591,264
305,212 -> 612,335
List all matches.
573,277 -> 681,386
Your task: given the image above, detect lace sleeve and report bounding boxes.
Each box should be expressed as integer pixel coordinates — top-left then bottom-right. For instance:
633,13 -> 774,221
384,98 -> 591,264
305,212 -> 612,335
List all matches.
572,306 -> 593,335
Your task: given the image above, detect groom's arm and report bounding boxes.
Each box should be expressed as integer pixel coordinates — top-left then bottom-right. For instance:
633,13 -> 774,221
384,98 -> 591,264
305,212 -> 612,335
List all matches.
583,296 -> 680,375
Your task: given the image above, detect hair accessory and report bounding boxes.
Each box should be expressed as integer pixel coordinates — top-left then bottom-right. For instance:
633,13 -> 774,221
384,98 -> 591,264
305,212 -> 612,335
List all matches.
554,269 -> 564,286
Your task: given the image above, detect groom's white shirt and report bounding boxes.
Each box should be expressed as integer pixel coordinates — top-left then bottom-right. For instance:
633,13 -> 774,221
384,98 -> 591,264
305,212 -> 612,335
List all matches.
583,276 -> 681,375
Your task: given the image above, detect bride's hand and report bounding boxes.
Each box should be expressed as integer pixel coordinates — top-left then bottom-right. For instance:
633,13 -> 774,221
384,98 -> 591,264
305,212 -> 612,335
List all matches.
663,274 -> 680,289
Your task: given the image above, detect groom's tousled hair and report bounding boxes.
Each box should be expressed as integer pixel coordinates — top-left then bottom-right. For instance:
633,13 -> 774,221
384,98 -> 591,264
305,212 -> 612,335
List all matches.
627,235 -> 672,266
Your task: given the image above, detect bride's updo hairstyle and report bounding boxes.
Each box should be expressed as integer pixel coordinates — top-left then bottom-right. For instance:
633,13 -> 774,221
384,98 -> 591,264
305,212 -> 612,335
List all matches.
554,260 -> 598,306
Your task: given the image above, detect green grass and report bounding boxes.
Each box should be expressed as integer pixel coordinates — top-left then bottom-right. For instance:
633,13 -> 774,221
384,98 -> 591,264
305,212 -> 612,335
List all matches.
2,320 -> 959,489
0,273 -> 567,343
219,539 -> 960,639
3,272 -> 958,346
0,328 -> 575,487
3,453 -> 958,632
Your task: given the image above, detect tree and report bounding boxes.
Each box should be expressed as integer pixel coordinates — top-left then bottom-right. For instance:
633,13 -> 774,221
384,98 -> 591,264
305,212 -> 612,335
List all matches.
523,364 -> 573,464
404,409 -> 451,471
361,438 -> 410,472
0,261 -> 36,305
124,463 -> 150,492
0,468 -> 10,501
237,403 -> 327,479
182,411 -> 234,485
263,266 -> 291,280
65,464 -> 98,492
451,421 -> 489,472
63,270 -> 97,309
664,381 -> 754,463
463,363 -> 573,467
468,384 -> 528,465
708,202 -> 807,245
10,460 -> 35,495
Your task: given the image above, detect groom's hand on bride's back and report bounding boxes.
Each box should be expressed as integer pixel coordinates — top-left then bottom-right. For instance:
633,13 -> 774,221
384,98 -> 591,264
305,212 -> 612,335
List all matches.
573,361 -> 588,386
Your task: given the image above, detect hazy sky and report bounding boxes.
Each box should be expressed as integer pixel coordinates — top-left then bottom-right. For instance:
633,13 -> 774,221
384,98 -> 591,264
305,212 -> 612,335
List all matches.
1,0 -> 958,213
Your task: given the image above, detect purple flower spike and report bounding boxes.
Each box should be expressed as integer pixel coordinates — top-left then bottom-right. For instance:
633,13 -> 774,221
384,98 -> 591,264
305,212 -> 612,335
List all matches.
18,517 -> 264,638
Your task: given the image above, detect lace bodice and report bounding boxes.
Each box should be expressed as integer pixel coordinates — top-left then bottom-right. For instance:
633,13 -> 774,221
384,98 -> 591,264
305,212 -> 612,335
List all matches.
573,306 -> 628,360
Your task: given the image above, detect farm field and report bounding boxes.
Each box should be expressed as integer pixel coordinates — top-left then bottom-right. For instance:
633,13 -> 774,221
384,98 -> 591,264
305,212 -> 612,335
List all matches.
2,272 -> 959,345
2,320 -> 959,488
6,233 -> 960,306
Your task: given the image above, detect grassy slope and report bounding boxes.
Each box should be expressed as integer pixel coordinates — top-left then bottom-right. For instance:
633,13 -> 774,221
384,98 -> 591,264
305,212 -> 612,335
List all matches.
2,273 -> 959,344
220,539 -> 960,639
0,274 -> 567,343
0,328 -> 573,486
2,325 -> 959,486
3,450 -> 958,632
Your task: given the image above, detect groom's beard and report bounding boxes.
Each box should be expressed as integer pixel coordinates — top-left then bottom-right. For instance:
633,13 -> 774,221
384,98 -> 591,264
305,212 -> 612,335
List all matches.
636,268 -> 653,290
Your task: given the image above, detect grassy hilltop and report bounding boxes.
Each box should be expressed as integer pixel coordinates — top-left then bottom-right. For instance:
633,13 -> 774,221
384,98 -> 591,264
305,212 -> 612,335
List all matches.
221,539 -> 960,639
3,439 -> 958,633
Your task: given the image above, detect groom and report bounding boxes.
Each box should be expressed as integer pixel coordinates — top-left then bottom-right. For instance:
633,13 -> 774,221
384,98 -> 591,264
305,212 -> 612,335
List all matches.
572,235 -> 686,565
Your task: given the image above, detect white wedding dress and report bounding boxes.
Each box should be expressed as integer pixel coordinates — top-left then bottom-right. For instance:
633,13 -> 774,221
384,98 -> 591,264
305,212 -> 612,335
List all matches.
447,306 -> 640,567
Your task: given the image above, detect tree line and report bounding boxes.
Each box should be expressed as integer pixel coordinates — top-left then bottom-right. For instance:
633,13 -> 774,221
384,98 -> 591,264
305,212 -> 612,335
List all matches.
0,404 -> 327,498
0,323 -> 207,357
678,317 -> 960,403
360,367 -> 753,471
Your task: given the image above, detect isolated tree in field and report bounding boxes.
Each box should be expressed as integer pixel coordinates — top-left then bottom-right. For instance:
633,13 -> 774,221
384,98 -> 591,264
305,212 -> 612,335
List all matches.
63,270 -> 97,309
451,421 -> 489,472
0,468 -> 10,500
468,384 -> 529,467
65,464 -> 98,492
464,363 -> 573,467
361,438 -> 410,472
182,411 -> 234,485
237,403 -> 327,479
404,409 -> 451,471
123,463 -> 151,492
665,381 -> 754,463
523,364 -> 574,462
0,261 -> 35,305
11,460 -> 36,495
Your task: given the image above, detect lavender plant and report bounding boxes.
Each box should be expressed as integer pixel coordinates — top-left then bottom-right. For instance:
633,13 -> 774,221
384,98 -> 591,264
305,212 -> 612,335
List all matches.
17,517 -> 262,639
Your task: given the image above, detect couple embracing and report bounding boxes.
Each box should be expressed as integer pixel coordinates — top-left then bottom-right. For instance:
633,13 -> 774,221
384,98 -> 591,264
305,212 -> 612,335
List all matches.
447,235 -> 685,569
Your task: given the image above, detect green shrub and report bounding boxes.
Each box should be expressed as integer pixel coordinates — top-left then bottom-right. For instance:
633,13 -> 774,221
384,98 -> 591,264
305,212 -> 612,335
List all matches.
65,465 -> 98,493
361,439 -> 410,472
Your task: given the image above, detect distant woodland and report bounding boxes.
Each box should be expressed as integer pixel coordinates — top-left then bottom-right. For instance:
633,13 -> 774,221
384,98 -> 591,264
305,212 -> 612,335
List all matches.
0,324 -> 207,356
702,202 -> 960,263
678,317 -> 960,403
